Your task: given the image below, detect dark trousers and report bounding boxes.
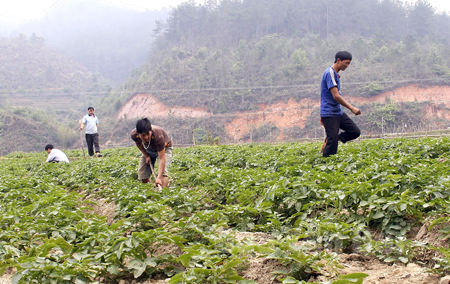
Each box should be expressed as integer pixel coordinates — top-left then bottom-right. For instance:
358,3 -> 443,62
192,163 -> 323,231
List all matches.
85,133 -> 100,156
321,113 -> 360,157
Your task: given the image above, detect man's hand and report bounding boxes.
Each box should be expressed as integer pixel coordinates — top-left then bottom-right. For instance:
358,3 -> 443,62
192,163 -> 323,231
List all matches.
145,155 -> 151,165
351,107 -> 361,115
78,127 -> 82,131
155,177 -> 162,186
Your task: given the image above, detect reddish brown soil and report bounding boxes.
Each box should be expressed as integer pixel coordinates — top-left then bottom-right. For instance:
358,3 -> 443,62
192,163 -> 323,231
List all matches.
349,84 -> 450,122
118,84 -> 450,141
224,97 -> 318,141
349,84 -> 450,105
117,94 -> 211,120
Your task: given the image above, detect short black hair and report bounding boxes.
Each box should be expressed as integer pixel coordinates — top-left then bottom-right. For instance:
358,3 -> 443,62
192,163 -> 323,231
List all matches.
45,144 -> 54,151
88,107 -> 94,110
136,118 -> 152,134
334,51 -> 352,63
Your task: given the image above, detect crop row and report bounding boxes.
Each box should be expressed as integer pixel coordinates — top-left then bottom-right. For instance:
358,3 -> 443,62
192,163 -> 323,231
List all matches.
1,138 -> 450,283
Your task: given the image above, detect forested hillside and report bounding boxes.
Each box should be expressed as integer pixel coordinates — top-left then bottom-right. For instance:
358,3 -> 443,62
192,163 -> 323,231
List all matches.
102,0 -> 450,114
0,34 -> 107,92
0,108 -> 79,155
97,0 -> 450,146
0,35 -> 111,155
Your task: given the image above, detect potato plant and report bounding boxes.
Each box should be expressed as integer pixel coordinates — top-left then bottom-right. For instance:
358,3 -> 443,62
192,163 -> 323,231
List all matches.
1,137 -> 450,283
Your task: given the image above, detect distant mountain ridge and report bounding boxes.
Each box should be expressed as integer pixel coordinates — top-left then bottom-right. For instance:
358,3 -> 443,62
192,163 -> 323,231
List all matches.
0,34 -> 103,91
18,0 -> 169,83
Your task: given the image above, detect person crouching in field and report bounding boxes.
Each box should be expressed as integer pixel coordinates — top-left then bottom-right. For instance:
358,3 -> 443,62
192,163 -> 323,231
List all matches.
320,51 -> 361,157
45,144 -> 70,163
131,118 -> 173,188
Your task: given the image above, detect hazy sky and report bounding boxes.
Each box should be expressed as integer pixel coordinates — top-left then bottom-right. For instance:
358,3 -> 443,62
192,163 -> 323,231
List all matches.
0,0 -> 203,22
0,0 -> 449,22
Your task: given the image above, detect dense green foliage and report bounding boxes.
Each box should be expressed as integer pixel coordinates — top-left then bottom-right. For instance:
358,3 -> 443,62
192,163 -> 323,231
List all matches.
0,108 -> 79,156
1,138 -> 450,283
156,0 -> 450,45
100,0 -> 450,116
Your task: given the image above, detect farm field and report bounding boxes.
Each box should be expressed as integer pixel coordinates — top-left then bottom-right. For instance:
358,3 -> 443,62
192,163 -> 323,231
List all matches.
1,138 -> 450,284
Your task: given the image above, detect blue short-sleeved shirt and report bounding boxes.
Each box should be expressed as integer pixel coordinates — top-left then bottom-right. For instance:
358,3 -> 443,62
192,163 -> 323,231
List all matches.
82,114 -> 99,134
320,67 -> 344,117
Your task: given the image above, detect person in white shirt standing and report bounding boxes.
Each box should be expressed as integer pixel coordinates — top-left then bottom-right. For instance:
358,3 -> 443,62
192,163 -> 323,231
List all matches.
45,144 -> 70,163
79,107 -> 102,157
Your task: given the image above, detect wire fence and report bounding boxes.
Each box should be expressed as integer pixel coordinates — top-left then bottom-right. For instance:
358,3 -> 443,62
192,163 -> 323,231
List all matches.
2,77 -> 449,98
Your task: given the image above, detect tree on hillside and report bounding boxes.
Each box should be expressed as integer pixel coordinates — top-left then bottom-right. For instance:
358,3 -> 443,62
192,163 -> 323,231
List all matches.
408,0 -> 435,37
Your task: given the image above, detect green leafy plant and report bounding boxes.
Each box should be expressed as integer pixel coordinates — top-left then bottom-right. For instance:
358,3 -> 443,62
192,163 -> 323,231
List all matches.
358,237 -> 428,264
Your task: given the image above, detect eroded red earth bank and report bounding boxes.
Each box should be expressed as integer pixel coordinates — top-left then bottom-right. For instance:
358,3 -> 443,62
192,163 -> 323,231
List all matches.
118,85 -> 450,140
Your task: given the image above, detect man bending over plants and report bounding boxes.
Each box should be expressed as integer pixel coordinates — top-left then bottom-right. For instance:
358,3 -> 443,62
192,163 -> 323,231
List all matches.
45,144 -> 70,163
130,118 -> 173,188
320,51 -> 361,157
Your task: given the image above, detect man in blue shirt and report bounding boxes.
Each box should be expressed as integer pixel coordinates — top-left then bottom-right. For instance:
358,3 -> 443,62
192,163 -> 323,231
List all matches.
79,107 -> 102,157
320,51 -> 361,157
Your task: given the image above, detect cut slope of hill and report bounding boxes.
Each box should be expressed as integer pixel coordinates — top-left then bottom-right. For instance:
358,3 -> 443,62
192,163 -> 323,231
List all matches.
116,84 -> 450,142
117,94 -> 211,119
350,84 -> 450,106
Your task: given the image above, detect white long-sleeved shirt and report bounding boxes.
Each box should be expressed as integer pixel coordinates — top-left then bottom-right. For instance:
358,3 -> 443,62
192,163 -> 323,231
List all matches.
46,149 -> 70,163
